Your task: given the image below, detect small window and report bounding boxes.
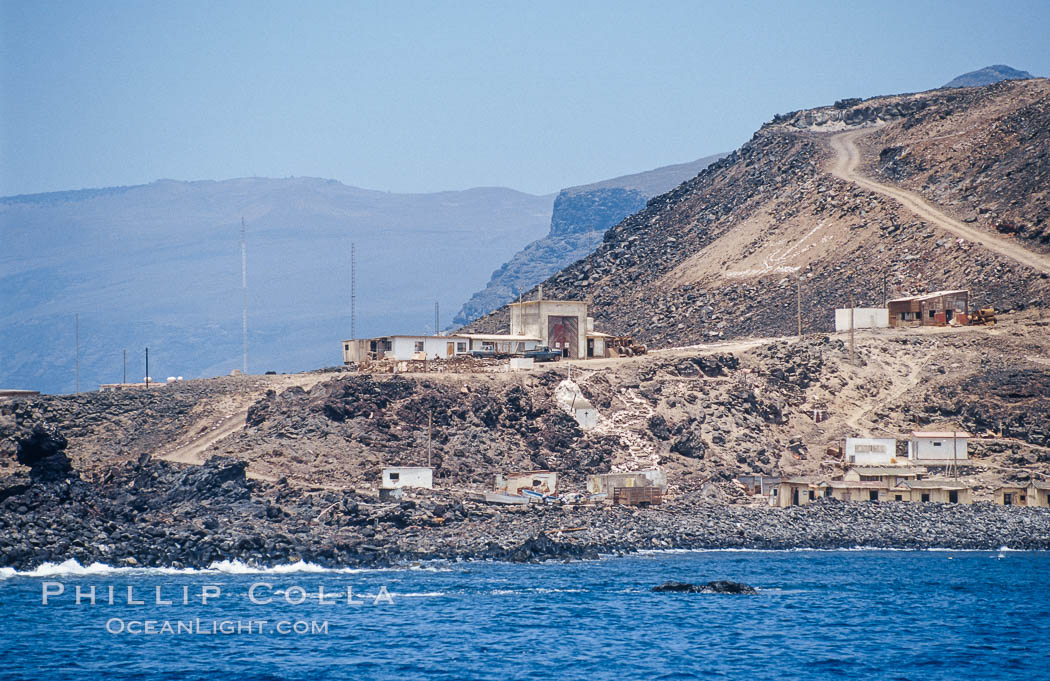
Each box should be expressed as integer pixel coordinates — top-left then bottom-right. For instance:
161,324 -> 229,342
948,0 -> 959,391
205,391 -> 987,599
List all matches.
344,344 -> 349,351
532,479 -> 542,487
389,472 -> 400,481
456,342 -> 466,352
808,490 -> 816,500
929,310 -> 936,318
895,494 -> 903,501
921,493 -> 930,502
414,341 -> 424,352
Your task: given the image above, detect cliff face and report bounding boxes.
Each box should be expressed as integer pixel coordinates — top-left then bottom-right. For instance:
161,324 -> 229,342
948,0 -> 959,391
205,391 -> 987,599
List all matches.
466,79 -> 1050,348
452,155 -> 724,327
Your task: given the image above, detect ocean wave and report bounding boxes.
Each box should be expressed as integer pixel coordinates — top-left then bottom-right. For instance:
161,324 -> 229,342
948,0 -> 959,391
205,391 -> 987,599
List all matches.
0,558 -> 454,580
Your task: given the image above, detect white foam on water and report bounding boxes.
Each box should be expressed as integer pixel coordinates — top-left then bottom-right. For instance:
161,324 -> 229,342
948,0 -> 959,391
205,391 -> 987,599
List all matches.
1,558 -> 455,579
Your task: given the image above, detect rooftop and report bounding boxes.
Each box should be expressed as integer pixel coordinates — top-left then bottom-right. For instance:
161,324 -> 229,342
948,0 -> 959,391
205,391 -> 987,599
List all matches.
847,466 -> 923,476
457,333 -> 542,342
887,289 -> 968,303
911,431 -> 971,438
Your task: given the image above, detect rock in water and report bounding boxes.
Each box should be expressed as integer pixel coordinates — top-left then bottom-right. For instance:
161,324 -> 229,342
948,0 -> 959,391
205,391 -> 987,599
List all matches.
652,580 -> 757,594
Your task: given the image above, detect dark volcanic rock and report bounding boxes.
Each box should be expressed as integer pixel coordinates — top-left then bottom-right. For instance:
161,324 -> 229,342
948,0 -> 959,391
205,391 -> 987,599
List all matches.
652,580 -> 757,594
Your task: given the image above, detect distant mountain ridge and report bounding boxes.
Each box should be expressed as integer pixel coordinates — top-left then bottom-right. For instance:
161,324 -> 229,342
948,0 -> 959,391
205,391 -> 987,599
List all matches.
1,177 -> 554,393
452,154 -> 725,326
944,64 -> 1034,88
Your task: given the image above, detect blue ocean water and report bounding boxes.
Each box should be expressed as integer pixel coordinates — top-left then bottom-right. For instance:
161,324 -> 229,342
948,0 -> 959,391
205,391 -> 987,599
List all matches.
1,550 -> 1047,680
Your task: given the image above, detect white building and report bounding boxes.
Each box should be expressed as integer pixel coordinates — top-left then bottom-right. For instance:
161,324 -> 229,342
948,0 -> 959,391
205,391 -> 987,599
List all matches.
835,308 -> 889,332
343,335 -> 470,363
380,467 -> 434,490
908,431 -> 969,465
844,437 -> 900,464
508,290 -> 609,359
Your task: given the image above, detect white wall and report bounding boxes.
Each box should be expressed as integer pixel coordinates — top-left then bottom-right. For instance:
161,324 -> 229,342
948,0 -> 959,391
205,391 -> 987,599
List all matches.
845,438 -> 899,464
381,467 -> 433,489
835,308 -> 889,332
910,437 -> 968,462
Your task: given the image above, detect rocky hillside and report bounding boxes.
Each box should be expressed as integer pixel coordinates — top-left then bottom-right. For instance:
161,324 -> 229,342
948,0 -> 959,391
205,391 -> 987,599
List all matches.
466,79 -> 1050,348
453,155 -> 724,326
944,64 -> 1034,88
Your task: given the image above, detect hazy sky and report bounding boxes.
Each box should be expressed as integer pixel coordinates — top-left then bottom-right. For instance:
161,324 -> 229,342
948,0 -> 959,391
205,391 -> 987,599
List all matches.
2,0 -> 1047,197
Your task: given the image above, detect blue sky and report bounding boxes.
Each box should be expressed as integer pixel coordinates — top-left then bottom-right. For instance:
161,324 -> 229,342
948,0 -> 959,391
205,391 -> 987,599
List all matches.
1,0 -> 1047,197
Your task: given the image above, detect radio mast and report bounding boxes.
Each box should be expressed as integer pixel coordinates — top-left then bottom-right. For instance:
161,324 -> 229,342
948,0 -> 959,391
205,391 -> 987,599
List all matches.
241,217 -> 247,374
350,242 -> 357,340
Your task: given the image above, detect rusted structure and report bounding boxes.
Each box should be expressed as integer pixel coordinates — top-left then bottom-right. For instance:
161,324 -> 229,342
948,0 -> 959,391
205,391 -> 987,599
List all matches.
887,289 -> 969,327
613,486 -> 663,506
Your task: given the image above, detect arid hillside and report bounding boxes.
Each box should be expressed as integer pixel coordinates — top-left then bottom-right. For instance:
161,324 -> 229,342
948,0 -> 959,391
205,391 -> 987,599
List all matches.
466,79 -> 1050,347
5,313 -> 1048,503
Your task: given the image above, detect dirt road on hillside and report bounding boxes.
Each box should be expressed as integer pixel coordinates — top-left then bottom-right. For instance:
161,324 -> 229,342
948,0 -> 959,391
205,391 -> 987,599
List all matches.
829,128 -> 1050,276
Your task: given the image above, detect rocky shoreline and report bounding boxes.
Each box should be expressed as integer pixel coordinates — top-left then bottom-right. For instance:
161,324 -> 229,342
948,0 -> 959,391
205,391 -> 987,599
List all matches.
2,448 -> 1049,572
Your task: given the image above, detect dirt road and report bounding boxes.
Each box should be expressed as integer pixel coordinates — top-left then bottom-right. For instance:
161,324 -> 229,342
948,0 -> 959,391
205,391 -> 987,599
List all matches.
829,128 -> 1050,276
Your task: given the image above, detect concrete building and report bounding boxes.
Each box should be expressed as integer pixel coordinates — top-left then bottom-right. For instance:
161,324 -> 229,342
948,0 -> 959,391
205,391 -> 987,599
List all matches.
844,438 -> 900,465
380,467 -> 433,490
887,290 -> 969,327
994,482 -> 1050,507
344,335 -> 470,363
495,471 -> 557,496
835,308 -> 889,332
773,478 -> 822,507
588,469 -> 667,495
894,479 -> 971,504
908,431 -> 970,465
842,466 -> 922,486
508,291 -> 609,359
456,333 -> 541,355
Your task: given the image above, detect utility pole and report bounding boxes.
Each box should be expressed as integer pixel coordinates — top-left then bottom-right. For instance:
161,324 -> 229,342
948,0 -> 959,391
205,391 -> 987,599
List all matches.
796,277 -> 802,337
350,242 -> 356,341
74,314 -> 79,393
849,294 -> 856,366
145,347 -> 149,390
434,301 -> 439,335
122,349 -> 126,384
427,412 -> 433,468
241,217 -> 247,374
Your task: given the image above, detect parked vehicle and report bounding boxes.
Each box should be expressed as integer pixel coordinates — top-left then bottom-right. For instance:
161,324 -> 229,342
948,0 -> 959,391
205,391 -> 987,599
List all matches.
524,346 -> 561,362
468,349 -> 497,359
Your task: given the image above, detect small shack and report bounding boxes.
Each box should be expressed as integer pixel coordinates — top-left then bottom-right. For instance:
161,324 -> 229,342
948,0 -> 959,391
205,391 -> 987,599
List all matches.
894,479 -> 971,504
844,438 -> 900,465
495,471 -> 557,496
908,431 -> 969,465
737,475 -> 781,496
994,482 -> 1050,507
381,466 -> 434,490
842,466 -> 922,486
613,486 -> 663,506
773,477 -> 822,507
588,469 -> 667,495
887,290 -> 969,327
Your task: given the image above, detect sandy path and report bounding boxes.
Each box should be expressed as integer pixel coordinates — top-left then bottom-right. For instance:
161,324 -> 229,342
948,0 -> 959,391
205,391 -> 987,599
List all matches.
158,373 -> 328,467
828,128 -> 1050,276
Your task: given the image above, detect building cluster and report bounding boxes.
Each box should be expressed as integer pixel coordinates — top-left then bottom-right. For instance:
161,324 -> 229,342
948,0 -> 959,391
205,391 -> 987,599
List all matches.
342,292 -> 615,365
747,432 -> 1049,508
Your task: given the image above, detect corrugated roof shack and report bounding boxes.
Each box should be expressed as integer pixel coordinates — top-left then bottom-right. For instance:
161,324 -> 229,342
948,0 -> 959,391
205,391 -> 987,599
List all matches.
887,290 -> 969,327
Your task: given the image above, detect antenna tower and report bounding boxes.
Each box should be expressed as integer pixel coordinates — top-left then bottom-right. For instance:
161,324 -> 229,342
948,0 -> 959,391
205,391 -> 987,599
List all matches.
241,217 -> 247,373
434,301 -> 439,335
351,242 -> 357,340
